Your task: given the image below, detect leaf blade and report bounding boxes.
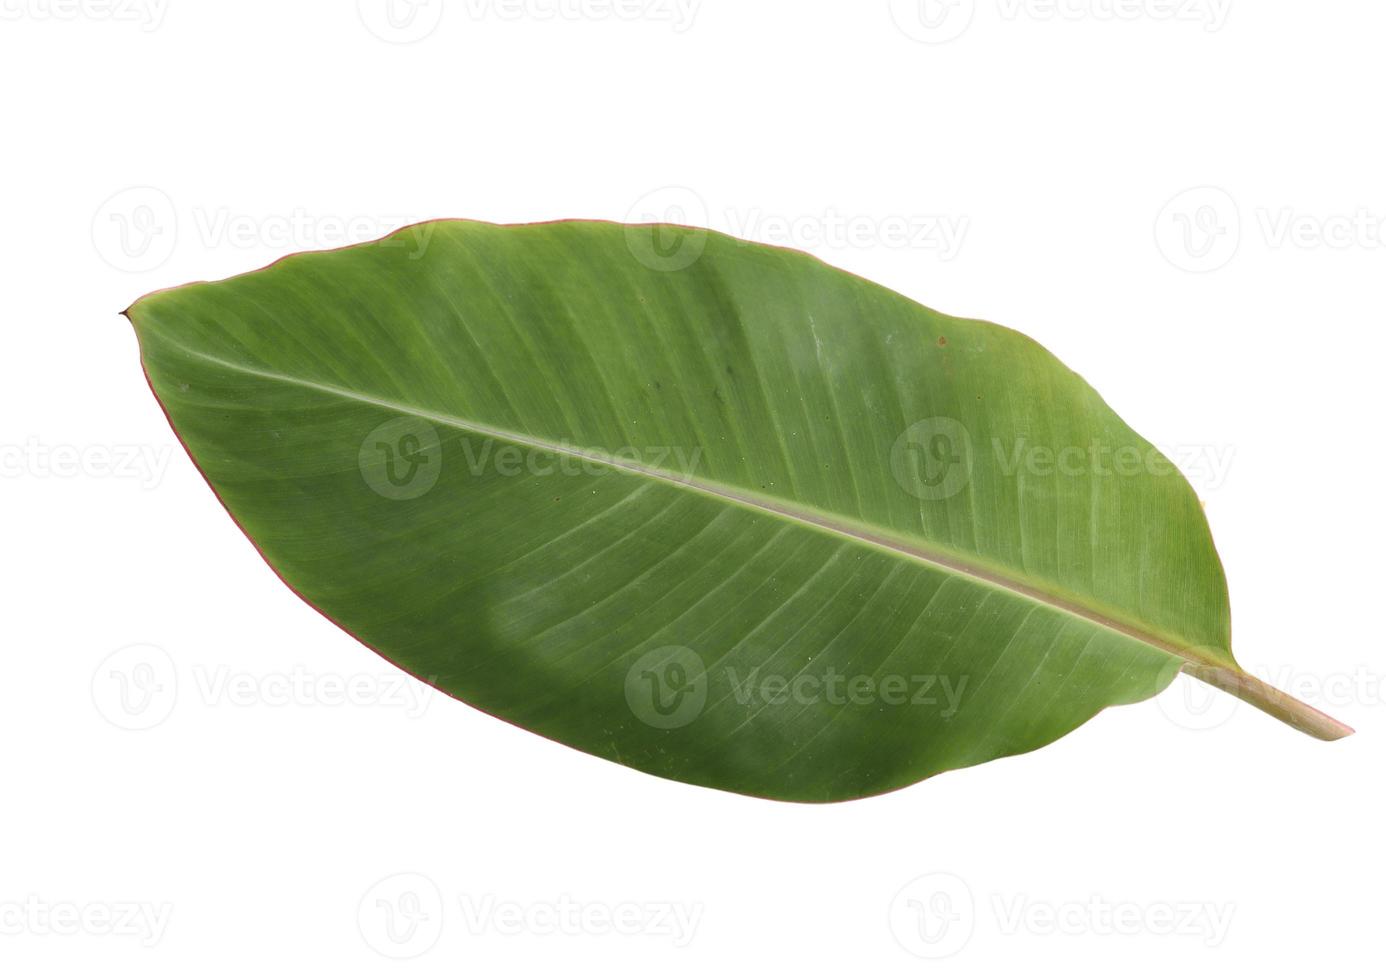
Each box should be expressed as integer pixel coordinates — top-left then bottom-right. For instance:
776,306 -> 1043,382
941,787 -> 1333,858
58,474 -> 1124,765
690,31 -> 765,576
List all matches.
127,219 -> 1349,801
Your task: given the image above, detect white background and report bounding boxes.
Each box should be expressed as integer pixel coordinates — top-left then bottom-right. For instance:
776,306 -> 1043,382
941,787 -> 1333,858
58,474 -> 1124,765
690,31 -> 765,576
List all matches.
2,1 -> 1382,976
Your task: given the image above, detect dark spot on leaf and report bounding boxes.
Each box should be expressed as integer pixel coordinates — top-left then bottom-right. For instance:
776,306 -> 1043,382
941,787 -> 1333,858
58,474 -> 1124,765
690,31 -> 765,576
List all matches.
938,336 -> 948,346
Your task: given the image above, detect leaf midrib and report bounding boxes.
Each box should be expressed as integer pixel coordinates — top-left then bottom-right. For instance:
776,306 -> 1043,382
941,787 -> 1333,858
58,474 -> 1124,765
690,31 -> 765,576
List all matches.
147,331 -> 1236,680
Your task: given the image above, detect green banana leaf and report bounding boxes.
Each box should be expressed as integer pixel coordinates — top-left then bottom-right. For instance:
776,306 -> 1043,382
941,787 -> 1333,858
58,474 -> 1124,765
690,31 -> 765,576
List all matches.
125,219 -> 1351,802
